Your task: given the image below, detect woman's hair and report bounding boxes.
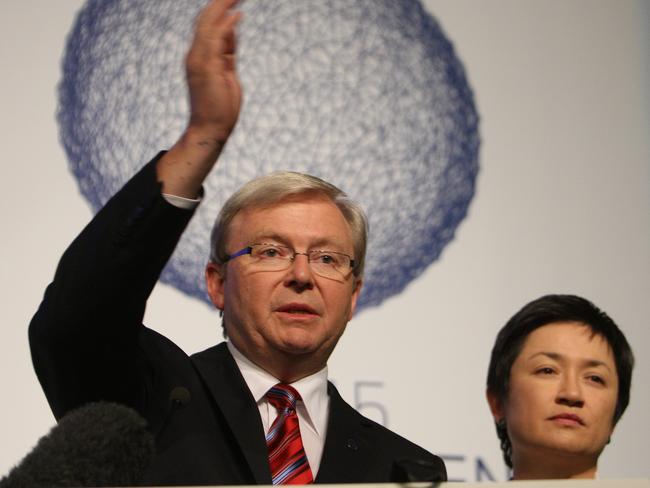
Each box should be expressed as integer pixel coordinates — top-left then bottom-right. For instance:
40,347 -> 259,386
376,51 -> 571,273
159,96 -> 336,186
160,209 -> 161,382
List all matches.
486,294 -> 634,468
209,171 -> 369,279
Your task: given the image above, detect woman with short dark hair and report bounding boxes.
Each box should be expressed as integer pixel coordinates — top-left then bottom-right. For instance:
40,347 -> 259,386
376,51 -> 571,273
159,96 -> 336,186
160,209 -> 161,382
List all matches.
486,294 -> 634,479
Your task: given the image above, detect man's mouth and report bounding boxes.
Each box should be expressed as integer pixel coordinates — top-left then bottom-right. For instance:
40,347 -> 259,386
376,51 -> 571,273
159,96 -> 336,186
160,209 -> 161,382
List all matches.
276,303 -> 318,315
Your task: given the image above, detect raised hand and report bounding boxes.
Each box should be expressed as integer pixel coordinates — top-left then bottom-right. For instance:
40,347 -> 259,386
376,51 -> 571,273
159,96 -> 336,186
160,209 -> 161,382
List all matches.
186,0 -> 242,142
157,0 -> 243,198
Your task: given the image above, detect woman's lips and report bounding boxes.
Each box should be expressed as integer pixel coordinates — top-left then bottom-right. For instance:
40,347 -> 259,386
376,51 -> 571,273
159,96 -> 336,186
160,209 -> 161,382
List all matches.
548,413 -> 585,426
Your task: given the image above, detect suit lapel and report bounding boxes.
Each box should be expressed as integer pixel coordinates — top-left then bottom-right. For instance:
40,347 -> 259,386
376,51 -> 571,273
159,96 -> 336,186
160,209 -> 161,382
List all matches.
315,382 -> 378,483
191,342 -> 272,484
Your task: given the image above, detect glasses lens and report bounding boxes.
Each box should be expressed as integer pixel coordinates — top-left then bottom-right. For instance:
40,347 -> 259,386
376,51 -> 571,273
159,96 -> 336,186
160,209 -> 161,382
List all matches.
251,244 -> 291,268
309,251 -> 351,280
249,244 -> 353,279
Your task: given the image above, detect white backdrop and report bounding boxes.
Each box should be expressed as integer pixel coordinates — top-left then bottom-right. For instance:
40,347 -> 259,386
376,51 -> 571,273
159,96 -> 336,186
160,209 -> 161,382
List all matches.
1,0 -> 648,482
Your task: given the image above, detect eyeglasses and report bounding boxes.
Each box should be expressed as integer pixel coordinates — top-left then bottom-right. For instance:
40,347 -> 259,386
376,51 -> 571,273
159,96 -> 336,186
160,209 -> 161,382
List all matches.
226,243 -> 355,281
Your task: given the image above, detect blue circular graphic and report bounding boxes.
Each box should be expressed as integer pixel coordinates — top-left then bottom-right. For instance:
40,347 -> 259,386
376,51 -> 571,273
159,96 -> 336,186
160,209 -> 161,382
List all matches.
58,0 -> 480,312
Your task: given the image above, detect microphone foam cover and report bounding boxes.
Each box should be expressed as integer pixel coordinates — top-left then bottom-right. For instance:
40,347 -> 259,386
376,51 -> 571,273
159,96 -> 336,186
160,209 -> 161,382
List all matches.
0,401 -> 154,487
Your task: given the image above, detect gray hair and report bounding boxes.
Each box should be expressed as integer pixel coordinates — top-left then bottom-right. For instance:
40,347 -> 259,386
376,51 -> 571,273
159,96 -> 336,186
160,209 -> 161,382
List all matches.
209,171 -> 368,279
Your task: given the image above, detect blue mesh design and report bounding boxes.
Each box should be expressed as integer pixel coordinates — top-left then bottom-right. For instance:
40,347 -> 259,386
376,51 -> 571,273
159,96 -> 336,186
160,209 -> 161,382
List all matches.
58,0 -> 480,312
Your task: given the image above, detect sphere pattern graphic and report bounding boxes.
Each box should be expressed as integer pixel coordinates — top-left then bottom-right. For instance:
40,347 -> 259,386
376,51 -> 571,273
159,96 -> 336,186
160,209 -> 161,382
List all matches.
58,0 -> 480,312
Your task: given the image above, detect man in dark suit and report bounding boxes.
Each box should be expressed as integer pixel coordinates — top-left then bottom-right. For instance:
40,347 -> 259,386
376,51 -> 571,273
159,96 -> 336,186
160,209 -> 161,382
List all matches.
29,0 -> 446,484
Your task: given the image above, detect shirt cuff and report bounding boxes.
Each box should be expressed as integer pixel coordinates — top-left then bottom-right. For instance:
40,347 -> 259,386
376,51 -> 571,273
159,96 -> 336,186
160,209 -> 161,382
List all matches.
162,192 -> 201,210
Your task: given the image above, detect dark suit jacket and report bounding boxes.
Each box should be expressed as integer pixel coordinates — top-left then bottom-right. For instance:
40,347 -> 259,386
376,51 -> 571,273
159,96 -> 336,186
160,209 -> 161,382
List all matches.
29,154 -> 446,485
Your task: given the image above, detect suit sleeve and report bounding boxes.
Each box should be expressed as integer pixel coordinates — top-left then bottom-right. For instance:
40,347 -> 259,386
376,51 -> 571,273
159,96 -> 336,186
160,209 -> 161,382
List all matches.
29,153 -> 197,420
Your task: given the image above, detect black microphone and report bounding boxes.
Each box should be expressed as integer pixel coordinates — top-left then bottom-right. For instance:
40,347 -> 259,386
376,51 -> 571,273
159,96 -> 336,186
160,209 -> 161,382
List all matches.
169,386 -> 191,408
0,402 -> 155,488
155,386 -> 191,439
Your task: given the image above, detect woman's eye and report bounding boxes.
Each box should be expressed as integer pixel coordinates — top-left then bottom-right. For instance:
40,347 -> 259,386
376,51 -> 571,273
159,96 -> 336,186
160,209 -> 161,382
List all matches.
588,375 -> 605,385
536,367 -> 555,375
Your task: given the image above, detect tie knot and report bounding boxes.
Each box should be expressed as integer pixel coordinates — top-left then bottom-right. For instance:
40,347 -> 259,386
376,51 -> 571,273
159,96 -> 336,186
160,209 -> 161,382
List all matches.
266,383 -> 300,411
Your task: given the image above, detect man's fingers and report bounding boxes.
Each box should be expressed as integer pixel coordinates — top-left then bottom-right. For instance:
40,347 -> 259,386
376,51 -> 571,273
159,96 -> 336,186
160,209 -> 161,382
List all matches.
195,0 -> 240,39
191,5 -> 241,62
197,0 -> 238,26
186,0 -> 241,70
221,17 -> 238,54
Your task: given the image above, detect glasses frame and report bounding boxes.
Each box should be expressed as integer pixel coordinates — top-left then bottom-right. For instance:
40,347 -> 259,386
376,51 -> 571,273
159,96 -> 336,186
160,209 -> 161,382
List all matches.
225,242 -> 356,279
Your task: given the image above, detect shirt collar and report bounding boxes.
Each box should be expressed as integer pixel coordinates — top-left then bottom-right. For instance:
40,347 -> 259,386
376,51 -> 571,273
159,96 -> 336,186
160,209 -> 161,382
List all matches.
227,341 -> 329,436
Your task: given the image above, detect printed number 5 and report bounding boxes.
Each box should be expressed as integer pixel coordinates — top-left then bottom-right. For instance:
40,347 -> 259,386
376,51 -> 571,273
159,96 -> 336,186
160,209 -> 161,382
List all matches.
354,381 -> 388,426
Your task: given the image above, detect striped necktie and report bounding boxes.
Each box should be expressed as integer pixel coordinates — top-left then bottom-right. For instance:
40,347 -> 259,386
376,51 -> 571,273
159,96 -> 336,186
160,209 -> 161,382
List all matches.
265,384 -> 314,485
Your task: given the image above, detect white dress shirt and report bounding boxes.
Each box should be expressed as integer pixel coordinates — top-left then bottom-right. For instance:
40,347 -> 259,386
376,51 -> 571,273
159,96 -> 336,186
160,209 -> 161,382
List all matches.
227,341 -> 330,477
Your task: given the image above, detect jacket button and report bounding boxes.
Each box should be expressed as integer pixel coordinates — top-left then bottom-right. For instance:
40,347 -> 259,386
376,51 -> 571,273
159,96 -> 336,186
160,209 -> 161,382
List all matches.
346,438 -> 358,451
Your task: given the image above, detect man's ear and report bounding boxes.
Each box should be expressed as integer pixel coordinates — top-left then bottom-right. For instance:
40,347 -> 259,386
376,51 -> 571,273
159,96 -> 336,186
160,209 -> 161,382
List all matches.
486,389 -> 505,422
347,278 -> 363,321
205,262 -> 225,311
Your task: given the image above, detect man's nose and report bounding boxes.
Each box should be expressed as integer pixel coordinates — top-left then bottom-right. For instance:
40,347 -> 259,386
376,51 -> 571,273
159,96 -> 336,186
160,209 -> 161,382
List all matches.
284,252 -> 315,290
556,372 -> 585,408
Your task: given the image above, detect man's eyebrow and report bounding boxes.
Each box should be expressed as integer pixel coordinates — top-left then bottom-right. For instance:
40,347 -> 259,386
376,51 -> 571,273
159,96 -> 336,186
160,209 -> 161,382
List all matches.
527,351 -> 613,372
249,232 -> 288,244
250,232 -> 348,251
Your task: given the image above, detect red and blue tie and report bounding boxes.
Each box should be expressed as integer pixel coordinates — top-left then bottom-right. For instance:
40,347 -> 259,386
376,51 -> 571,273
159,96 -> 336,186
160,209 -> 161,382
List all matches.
266,384 -> 314,485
